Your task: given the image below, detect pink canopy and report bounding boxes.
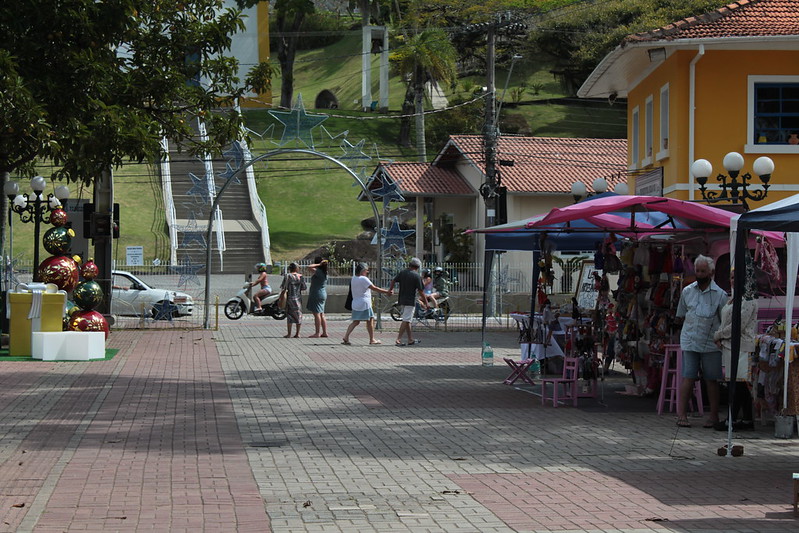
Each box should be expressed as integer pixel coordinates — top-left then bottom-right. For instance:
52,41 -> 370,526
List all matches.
526,195 -> 783,241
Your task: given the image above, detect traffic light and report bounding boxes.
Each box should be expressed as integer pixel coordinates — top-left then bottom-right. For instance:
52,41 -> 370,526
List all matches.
83,203 -> 120,239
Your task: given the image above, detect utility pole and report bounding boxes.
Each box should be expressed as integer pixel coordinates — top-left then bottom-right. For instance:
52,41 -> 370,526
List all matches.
481,24 -> 498,229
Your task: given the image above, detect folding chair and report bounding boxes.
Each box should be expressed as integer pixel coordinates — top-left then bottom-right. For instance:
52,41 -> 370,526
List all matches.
541,356 -> 579,407
502,357 -> 536,386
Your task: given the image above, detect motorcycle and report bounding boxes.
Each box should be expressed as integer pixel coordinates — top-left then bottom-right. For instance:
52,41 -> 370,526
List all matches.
224,285 -> 287,320
388,295 -> 451,323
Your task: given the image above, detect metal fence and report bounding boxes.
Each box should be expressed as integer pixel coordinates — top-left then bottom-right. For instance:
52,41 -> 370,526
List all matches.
7,257 -> 586,330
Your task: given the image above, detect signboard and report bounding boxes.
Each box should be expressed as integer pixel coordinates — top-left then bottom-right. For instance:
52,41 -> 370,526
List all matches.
126,246 -> 144,266
574,260 -> 618,311
635,167 -> 664,196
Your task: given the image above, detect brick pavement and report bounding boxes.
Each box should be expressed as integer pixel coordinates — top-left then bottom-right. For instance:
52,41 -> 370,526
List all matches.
0,317 -> 798,532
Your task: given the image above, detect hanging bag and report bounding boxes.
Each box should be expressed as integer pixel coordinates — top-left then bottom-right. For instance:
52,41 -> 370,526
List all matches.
277,274 -> 289,309
277,289 -> 287,310
344,282 -> 353,311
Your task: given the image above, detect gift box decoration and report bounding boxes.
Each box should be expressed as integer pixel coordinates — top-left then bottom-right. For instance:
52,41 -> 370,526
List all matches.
9,283 -> 67,357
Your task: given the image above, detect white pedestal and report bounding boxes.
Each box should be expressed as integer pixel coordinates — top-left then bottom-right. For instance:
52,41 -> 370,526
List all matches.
31,332 -> 106,361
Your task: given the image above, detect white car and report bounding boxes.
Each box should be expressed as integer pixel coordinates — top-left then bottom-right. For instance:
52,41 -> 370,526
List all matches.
111,270 -> 193,318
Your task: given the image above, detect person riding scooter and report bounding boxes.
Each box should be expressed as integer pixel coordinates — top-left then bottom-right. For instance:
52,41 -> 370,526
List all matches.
430,267 -> 450,304
249,263 -> 272,312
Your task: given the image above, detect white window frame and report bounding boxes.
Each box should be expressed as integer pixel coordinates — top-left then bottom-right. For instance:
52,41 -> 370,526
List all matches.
631,106 -> 640,169
642,95 -> 653,166
746,74 -> 799,154
657,83 -> 669,161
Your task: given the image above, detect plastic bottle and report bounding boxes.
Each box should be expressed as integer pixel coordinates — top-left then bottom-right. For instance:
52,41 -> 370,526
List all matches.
530,360 -> 541,379
482,343 -> 494,366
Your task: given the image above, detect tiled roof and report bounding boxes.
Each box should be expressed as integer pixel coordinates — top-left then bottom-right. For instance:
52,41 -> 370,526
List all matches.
626,0 -> 799,43
376,162 -> 475,197
446,135 -> 628,194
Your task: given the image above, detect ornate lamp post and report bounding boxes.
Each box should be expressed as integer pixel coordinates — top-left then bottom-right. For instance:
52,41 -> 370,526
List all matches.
4,176 -> 70,281
690,152 -> 774,211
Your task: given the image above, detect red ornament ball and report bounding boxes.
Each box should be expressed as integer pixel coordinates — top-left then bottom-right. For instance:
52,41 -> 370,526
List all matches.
49,208 -> 69,227
67,309 -> 109,339
80,259 -> 99,280
38,255 -> 79,292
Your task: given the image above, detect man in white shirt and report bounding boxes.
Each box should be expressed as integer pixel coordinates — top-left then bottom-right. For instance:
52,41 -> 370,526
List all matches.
675,254 -> 727,428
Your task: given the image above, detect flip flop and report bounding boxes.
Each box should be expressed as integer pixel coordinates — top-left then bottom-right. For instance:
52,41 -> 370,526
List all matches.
676,418 -> 691,428
409,339 -> 421,345
370,340 -> 382,345
703,419 -> 719,429
341,340 -> 351,345
395,341 -> 406,347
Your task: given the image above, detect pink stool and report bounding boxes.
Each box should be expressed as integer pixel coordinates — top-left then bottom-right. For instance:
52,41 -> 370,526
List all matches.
656,344 -> 703,415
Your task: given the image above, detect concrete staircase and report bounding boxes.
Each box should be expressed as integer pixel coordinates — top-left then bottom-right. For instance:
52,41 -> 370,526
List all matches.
162,126 -> 266,274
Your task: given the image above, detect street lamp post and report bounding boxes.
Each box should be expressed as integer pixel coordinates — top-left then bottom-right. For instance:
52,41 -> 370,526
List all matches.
690,152 -> 774,211
4,176 -> 70,282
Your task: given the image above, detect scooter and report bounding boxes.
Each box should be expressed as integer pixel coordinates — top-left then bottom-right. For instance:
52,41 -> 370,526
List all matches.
224,285 -> 286,320
388,295 -> 451,323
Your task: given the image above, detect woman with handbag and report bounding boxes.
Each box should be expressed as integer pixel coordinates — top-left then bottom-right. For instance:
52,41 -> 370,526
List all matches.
342,262 -> 391,345
280,262 -> 307,338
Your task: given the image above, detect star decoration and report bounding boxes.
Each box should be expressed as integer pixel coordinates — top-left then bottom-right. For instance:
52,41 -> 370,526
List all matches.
380,217 -> 415,253
217,161 -> 241,185
179,212 -> 207,248
151,293 -> 179,321
268,94 -> 329,148
170,256 -> 204,287
370,177 -> 405,207
185,172 -> 219,205
339,138 -> 371,174
223,141 -> 245,170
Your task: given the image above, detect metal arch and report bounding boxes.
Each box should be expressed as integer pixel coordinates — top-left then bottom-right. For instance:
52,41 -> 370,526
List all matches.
203,148 -> 383,329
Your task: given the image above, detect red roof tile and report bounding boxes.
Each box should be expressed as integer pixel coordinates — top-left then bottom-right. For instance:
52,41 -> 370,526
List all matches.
446,135 -> 628,194
376,162 -> 475,197
627,0 -> 799,43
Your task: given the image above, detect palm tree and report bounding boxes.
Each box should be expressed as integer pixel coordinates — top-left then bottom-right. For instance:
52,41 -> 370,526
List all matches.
391,28 -> 457,161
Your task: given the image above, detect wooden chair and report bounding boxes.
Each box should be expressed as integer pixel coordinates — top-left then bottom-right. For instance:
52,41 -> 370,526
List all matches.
656,344 -> 703,416
541,356 -> 579,407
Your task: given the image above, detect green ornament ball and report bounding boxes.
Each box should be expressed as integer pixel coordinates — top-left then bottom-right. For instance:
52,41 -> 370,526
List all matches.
42,226 -> 73,255
73,280 -> 103,310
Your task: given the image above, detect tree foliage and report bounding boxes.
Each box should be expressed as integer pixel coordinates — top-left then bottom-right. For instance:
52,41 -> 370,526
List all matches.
0,0 -> 272,184
390,28 -> 458,158
530,0 -> 731,95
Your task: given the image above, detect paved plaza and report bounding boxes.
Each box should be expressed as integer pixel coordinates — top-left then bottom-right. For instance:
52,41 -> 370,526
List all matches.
0,316 -> 797,532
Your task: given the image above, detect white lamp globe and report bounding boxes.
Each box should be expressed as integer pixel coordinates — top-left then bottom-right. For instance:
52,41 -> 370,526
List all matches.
592,177 -> 608,194
30,175 -> 47,193
752,156 -> 775,177
571,181 -> 587,199
614,183 -> 629,195
722,151 -> 745,173
4,181 -> 19,198
691,159 -> 712,178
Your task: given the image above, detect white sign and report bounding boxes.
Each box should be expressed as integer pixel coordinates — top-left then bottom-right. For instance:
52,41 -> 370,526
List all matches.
126,246 -> 144,266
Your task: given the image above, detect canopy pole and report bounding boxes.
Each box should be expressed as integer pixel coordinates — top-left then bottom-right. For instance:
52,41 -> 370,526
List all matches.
480,250 -> 495,352
727,228 -> 747,455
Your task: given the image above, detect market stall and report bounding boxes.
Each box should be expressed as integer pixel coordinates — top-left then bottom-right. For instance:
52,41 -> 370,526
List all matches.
472,193 -> 782,396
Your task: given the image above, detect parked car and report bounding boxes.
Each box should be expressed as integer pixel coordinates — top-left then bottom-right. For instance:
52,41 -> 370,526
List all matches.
111,270 -> 193,318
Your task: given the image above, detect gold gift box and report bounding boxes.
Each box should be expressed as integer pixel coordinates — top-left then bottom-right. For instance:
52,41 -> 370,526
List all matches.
10,292 -> 66,357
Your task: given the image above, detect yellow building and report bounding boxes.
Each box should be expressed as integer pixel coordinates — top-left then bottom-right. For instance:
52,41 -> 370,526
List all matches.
227,1 -> 271,108
579,0 -> 799,210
